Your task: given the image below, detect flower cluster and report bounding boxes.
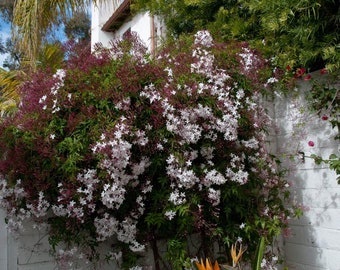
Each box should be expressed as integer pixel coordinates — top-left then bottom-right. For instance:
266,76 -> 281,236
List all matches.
0,32 -> 296,269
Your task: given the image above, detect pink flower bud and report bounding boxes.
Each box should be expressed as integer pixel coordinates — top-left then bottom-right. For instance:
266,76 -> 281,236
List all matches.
320,68 -> 327,75
294,67 -> 306,78
303,74 -> 312,81
308,141 -> 315,147
322,115 -> 328,121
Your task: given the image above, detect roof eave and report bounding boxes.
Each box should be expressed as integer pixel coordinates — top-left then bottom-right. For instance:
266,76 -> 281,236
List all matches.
101,0 -> 131,32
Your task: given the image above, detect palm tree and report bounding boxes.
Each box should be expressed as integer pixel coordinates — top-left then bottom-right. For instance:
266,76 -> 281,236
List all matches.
12,0 -> 98,67
0,67 -> 22,117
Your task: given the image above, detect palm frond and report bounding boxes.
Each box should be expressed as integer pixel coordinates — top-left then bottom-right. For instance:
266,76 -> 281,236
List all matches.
0,67 -> 24,117
12,0 -> 99,66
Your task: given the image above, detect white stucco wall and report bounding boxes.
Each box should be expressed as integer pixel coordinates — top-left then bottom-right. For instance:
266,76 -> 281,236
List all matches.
91,2 -> 162,51
274,76 -> 340,270
91,1 -> 117,47
0,209 -> 8,269
109,12 -> 152,48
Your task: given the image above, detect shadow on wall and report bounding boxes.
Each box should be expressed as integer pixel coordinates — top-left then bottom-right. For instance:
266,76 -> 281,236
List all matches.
273,79 -> 340,270
284,169 -> 340,270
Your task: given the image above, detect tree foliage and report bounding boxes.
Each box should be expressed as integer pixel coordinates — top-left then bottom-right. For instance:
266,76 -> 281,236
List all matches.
0,0 -> 18,70
134,0 -> 340,71
1,38 -> 21,70
63,10 -> 91,42
0,0 -> 14,23
11,0 -> 99,66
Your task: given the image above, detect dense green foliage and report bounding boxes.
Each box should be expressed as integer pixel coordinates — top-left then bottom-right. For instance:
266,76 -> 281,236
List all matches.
134,0 -> 340,71
63,10 -> 91,42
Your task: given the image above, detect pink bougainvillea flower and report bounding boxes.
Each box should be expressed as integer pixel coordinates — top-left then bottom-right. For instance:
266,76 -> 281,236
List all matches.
320,68 -> 327,75
308,141 -> 315,147
322,115 -> 329,121
294,67 -> 306,78
303,74 -> 312,81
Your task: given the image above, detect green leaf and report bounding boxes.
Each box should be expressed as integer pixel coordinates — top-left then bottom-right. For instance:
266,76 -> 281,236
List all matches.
176,204 -> 190,217
253,236 -> 265,270
145,213 -> 165,229
329,153 -> 338,160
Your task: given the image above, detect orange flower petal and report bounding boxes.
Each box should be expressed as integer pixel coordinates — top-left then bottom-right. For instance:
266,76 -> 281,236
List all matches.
206,258 -> 213,270
195,259 -> 206,270
213,260 -> 220,270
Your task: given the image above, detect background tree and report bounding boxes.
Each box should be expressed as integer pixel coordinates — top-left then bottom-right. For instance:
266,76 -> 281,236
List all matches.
12,0 -> 99,66
0,0 -> 20,117
244,0 -> 340,71
1,38 -> 20,70
1,0 -> 92,70
133,0 -> 258,41
134,0 -> 340,71
0,0 -> 18,70
0,36 -> 5,55
63,10 -> 91,42
0,0 -> 14,23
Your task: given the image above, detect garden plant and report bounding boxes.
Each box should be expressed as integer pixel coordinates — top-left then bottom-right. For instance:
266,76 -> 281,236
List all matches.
0,31 -> 301,269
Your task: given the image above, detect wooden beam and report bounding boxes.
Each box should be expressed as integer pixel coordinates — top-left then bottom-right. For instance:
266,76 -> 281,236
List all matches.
102,0 -> 131,32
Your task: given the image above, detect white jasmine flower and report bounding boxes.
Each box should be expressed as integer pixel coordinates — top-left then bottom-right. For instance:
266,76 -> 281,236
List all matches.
39,95 -> 47,104
194,30 -> 213,47
169,189 -> 186,205
164,210 -> 176,220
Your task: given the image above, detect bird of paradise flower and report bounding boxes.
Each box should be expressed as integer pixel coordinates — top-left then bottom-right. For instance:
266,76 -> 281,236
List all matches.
195,258 -> 220,270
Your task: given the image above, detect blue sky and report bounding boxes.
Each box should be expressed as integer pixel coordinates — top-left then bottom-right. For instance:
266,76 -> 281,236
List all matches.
0,18 -> 66,69
0,10 -> 86,69
0,18 -> 11,68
